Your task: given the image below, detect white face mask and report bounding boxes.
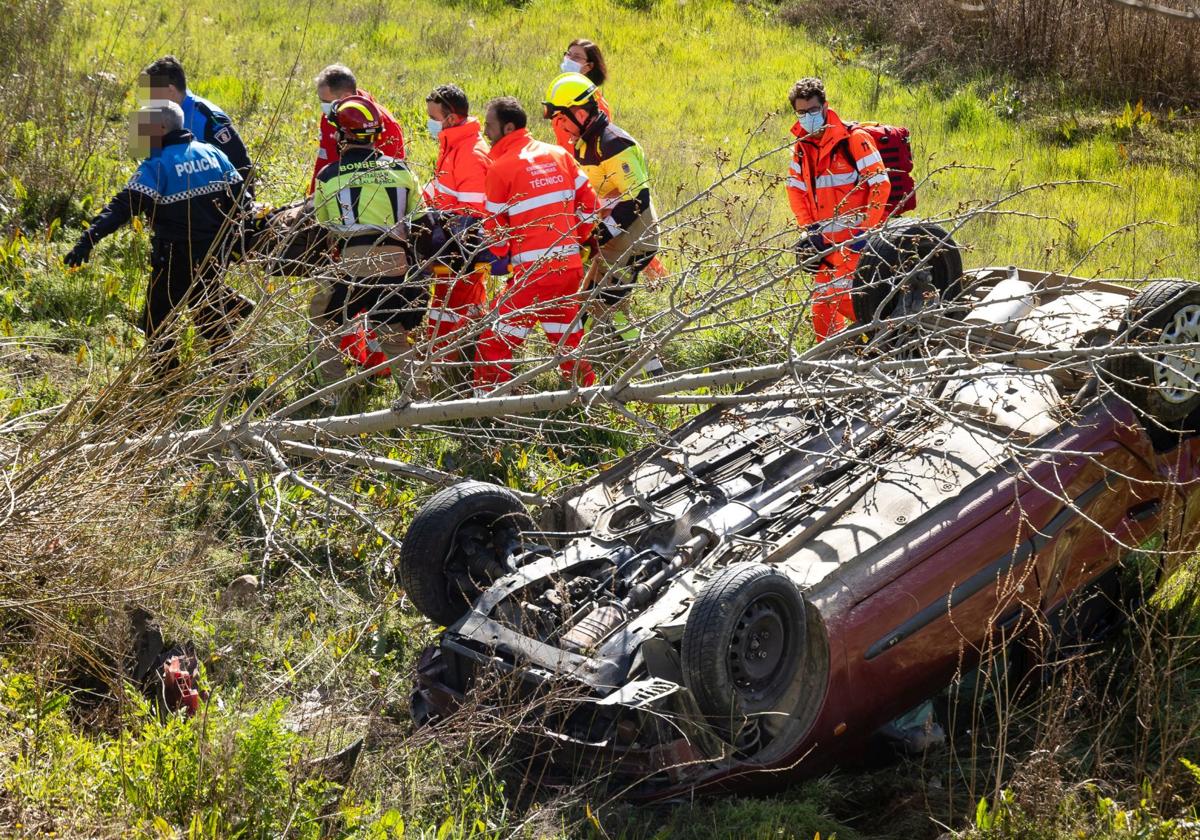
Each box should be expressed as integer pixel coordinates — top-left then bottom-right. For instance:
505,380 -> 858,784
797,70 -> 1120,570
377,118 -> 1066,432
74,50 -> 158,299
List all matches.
797,109 -> 826,136
561,57 -> 583,74
427,117 -> 443,140
320,101 -> 334,117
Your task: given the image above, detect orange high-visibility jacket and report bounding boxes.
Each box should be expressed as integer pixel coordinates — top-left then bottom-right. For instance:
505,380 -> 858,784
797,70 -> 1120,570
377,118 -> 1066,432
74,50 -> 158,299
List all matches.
423,118 -> 490,217
786,108 -> 890,242
484,128 -> 598,281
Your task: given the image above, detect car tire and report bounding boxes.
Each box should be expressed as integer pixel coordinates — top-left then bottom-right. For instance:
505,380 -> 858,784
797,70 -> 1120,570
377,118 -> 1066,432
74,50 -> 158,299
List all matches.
681,562 -> 807,736
852,223 -> 965,324
398,481 -> 534,627
1103,279 -> 1200,425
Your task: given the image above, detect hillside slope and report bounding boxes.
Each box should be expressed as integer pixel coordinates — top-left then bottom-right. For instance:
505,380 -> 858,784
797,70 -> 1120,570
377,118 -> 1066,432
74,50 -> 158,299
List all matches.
1,0 -> 1199,838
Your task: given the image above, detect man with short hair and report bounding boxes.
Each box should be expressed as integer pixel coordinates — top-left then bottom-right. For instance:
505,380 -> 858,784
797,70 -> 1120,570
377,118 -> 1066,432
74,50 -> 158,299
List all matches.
474,97 -> 599,393
64,102 -> 252,370
543,71 -> 663,377
311,95 -> 423,387
309,64 -> 405,195
786,76 -> 890,341
422,83 -> 491,354
141,55 -> 253,194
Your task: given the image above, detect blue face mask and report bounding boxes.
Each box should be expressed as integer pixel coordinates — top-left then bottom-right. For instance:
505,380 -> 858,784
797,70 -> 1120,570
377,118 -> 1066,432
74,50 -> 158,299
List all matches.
320,101 -> 334,118
561,57 -> 583,74
797,109 -> 826,136
427,117 -> 443,140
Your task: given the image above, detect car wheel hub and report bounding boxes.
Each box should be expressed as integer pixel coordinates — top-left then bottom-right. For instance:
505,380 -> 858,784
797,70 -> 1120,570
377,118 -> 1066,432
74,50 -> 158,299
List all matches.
729,595 -> 788,698
1153,304 -> 1200,405
447,517 -> 510,599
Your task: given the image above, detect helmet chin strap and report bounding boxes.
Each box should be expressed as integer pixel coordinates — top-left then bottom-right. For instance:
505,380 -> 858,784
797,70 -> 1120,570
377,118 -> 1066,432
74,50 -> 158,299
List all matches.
564,104 -> 598,134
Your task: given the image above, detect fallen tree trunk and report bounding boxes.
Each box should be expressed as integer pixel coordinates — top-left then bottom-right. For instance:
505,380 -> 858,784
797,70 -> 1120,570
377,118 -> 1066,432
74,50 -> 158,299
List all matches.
85,330 -> 1194,463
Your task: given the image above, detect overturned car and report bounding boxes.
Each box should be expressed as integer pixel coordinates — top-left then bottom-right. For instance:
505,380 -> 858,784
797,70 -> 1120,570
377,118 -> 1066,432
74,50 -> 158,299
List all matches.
402,225 -> 1200,796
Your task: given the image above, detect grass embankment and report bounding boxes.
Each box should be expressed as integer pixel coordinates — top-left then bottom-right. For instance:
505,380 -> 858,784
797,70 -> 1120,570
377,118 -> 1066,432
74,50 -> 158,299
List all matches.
1,0 -> 1199,837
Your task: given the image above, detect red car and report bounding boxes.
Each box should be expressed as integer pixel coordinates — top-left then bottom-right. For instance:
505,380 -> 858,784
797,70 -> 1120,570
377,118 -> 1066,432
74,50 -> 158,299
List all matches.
403,226 -> 1200,797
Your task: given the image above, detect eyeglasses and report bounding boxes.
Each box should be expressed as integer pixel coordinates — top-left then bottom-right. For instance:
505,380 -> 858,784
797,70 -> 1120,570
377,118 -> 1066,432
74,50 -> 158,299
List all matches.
794,104 -> 824,116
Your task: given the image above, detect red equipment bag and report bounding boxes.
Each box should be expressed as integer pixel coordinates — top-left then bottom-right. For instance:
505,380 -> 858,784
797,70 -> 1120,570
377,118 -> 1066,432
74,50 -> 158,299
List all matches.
159,650 -> 207,717
842,122 -> 917,217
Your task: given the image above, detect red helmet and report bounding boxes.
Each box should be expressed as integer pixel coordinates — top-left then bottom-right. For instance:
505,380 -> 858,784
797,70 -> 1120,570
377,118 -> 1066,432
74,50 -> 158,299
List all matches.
330,95 -> 383,142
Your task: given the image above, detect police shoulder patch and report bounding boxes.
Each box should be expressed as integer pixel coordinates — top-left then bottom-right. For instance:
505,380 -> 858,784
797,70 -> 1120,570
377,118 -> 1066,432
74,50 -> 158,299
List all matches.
214,127 -> 233,145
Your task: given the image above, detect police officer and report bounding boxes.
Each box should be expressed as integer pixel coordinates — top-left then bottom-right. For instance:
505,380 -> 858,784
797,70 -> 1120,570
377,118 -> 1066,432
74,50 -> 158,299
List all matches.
141,55 -> 254,196
311,95 -> 423,386
64,102 -> 252,370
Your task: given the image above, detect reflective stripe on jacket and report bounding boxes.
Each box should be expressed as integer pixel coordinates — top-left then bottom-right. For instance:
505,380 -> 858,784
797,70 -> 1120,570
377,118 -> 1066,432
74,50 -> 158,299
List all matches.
308,89 -> 406,195
786,107 -> 890,242
422,118 -> 490,217
313,146 -> 420,246
484,128 -> 598,281
572,112 -> 656,246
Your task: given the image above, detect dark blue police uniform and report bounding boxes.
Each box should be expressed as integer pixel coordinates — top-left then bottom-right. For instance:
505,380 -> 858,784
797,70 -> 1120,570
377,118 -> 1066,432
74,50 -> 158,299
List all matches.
68,129 -> 254,366
181,90 -> 253,195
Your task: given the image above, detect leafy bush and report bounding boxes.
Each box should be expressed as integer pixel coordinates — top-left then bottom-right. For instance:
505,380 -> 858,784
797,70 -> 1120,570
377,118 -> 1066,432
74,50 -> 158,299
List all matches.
0,0 -> 126,232
1,673 -> 335,837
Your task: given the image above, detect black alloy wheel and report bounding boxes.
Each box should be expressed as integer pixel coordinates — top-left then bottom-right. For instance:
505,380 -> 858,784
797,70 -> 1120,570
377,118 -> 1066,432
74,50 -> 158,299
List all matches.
681,562 -> 807,737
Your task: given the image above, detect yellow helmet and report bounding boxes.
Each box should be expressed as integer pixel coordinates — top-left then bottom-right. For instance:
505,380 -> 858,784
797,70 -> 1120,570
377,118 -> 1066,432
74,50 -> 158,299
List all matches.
542,72 -> 597,118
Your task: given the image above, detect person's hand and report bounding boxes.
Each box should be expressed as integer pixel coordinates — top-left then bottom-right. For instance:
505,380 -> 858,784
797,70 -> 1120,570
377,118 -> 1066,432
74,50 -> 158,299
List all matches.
64,240 -> 92,268
794,230 -> 828,265
486,252 -> 509,277
846,228 -> 869,253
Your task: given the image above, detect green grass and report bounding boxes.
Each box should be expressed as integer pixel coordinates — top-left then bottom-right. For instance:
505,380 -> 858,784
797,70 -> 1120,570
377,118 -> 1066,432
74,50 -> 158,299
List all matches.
56,0 -> 1199,281
2,0 -> 1200,838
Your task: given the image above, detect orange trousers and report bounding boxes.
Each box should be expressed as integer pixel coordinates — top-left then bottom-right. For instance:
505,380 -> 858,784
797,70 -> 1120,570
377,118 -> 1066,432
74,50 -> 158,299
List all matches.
474,268 -> 596,391
811,246 -> 861,341
427,264 -> 489,354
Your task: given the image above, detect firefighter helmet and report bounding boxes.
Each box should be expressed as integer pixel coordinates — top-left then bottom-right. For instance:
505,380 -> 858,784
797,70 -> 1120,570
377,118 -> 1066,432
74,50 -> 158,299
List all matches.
330,95 -> 383,142
542,72 -> 597,119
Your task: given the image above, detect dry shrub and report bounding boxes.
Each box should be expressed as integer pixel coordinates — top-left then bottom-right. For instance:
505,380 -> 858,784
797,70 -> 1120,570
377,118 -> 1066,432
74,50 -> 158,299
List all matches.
0,0 -> 126,229
0,362 -> 241,699
782,0 -> 1200,106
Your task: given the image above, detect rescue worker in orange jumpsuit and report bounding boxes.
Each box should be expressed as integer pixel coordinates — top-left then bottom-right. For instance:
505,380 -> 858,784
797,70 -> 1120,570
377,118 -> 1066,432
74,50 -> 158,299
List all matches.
422,84 -> 491,356
309,64 -> 406,195
786,77 -> 890,341
474,97 -> 599,393
553,39 -> 613,151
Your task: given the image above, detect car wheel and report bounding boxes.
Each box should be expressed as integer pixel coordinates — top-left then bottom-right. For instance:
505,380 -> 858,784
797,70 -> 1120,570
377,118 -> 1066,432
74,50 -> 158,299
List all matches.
1103,279 -> 1200,425
681,562 -> 807,735
852,223 -> 965,324
398,481 -> 534,627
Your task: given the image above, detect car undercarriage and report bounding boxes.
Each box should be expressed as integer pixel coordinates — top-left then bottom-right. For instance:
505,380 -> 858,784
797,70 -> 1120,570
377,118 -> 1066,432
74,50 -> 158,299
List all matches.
404,226 -> 1200,797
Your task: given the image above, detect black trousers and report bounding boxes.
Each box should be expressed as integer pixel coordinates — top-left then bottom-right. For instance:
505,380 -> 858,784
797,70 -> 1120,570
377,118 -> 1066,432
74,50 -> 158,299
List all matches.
321,274 -> 429,332
145,239 -> 254,365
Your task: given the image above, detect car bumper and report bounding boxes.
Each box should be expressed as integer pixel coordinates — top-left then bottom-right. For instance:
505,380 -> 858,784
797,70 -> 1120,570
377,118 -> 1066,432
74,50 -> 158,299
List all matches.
411,643 -> 728,796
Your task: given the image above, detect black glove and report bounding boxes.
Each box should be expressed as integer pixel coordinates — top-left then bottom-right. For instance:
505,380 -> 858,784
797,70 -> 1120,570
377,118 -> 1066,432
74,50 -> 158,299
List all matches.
64,239 -> 93,268
792,229 -> 830,268
794,229 -> 828,260
485,251 -> 510,277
